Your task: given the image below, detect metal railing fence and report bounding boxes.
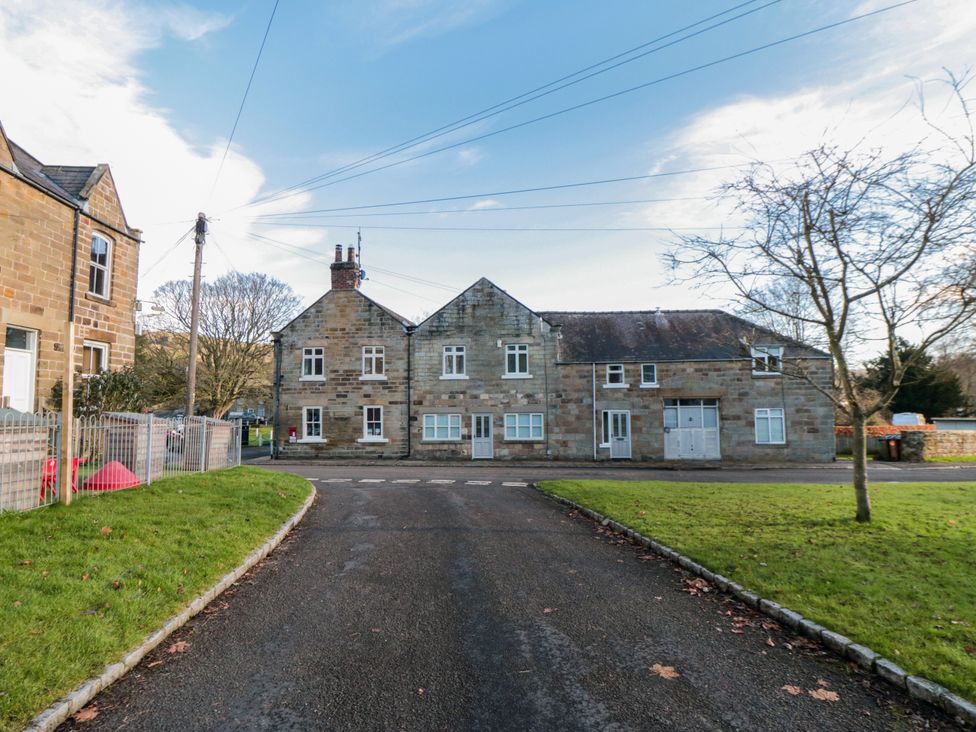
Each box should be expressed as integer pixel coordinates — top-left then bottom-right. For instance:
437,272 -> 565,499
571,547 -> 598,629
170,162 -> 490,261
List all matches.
0,412 -> 242,513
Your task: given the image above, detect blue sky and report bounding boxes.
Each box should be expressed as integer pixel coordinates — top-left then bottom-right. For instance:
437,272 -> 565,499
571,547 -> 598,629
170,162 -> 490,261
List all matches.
1,0 -> 973,320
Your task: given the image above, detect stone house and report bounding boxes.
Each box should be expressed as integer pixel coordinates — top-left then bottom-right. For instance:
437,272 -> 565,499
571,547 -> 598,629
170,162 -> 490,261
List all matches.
273,259 -> 834,462
0,121 -> 141,412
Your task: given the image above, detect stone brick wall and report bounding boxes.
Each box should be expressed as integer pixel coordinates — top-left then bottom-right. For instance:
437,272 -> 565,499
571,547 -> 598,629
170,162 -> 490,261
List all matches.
409,278 -> 558,460
900,430 -> 976,462
276,289 -> 410,458
0,162 -> 140,412
550,358 -> 835,462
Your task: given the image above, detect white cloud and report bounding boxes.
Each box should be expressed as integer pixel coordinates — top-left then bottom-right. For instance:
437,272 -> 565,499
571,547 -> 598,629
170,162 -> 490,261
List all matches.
455,147 -> 484,167
0,0 -> 311,303
346,0 -> 509,48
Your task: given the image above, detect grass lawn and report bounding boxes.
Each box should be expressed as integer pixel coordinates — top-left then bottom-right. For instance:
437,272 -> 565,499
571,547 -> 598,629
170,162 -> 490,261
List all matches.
541,480 -> 976,700
247,426 -> 273,446
0,467 -> 311,731
926,455 -> 976,463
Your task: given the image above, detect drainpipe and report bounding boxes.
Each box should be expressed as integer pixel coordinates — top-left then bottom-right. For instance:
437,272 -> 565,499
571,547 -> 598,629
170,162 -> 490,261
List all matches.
542,318 -> 551,458
271,332 -> 282,459
59,208 -> 81,505
592,362 -> 597,460
405,326 -> 413,458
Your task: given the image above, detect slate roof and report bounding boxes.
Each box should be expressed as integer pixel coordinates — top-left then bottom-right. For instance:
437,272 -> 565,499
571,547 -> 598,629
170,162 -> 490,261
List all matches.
6,139 -> 99,205
359,290 -> 414,327
539,310 -> 830,363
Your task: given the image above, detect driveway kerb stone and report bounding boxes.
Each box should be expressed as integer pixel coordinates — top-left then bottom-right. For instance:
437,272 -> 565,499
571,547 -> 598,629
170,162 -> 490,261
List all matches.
24,482 -> 318,732
534,483 -> 976,727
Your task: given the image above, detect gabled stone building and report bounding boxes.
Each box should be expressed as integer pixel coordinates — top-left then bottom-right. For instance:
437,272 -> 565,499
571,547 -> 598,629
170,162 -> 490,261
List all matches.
0,121 -> 141,412
273,263 -> 835,462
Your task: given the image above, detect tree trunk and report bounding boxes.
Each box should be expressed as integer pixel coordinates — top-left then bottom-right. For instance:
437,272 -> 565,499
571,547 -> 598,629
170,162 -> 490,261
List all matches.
851,413 -> 872,522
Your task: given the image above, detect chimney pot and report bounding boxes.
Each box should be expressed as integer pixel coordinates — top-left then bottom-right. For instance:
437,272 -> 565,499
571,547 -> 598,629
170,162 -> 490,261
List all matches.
347,246 -> 355,263
334,244 -> 342,263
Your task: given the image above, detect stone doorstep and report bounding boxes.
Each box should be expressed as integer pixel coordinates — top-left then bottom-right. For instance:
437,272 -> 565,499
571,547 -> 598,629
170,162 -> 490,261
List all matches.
534,485 -> 976,728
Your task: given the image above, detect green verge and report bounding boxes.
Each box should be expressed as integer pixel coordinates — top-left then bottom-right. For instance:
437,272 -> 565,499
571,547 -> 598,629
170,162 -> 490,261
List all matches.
926,455 -> 976,463
540,480 -> 976,700
0,467 -> 311,731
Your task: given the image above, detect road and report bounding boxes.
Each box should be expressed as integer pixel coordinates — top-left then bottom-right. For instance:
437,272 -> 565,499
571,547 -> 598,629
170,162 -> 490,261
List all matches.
63,465 -> 957,731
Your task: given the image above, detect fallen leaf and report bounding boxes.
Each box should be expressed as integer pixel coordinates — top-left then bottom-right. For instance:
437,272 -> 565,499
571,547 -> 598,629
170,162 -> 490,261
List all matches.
964,645 -> 976,655
147,660 -> 165,668
166,641 -> 190,654
111,580 -> 121,590
782,684 -> 803,696
542,607 -> 554,615
650,663 -> 680,679
816,679 -> 830,688
808,688 -> 840,703
73,705 -> 98,722
417,688 -> 425,696
766,637 -> 776,647
18,559 -> 32,566
100,526 -> 112,537
81,573 -> 90,581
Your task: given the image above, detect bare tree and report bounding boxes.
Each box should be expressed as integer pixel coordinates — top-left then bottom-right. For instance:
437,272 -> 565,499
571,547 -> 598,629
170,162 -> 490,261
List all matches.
669,73 -> 976,522
153,272 -> 302,418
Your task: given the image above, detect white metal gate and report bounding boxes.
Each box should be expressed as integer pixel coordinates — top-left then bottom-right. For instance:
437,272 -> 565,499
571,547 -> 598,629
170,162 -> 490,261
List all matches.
664,399 -> 720,460
609,410 -> 632,459
471,414 -> 493,459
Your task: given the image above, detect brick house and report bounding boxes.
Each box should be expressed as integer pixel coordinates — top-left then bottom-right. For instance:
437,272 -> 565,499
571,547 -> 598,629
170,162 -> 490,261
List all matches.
272,255 -> 834,462
0,121 -> 141,412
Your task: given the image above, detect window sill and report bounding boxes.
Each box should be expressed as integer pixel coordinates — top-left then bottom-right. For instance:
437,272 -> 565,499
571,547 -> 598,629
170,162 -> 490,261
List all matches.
639,383 -> 660,389
602,383 -> 629,389
296,437 -> 326,444
299,377 -> 327,383
751,372 -> 782,377
357,437 -> 389,444
439,374 -> 469,380
501,373 -> 532,380
755,441 -> 787,446
503,438 -> 545,443
420,439 -> 462,444
359,375 -> 387,381
85,292 -> 112,306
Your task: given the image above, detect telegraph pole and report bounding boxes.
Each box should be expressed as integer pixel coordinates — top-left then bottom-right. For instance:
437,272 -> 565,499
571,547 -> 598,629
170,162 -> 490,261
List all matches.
184,212 -> 206,418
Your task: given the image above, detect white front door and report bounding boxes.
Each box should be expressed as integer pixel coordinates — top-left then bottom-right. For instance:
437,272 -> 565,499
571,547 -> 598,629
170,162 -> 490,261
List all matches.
609,410 -> 631,459
472,414 -> 493,459
664,399 -> 721,460
3,327 -> 37,413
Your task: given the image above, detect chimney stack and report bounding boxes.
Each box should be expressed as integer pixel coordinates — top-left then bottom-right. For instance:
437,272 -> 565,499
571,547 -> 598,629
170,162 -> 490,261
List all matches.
331,243 -> 361,290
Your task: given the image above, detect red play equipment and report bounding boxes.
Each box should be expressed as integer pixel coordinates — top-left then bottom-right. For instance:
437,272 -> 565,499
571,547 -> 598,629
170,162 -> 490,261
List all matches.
81,461 -> 141,492
40,457 -> 86,500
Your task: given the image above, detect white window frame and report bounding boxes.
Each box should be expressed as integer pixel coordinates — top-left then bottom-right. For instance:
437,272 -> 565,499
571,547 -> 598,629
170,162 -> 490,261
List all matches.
81,340 -> 109,377
503,344 -> 531,378
604,363 -> 627,388
423,413 -> 462,441
503,412 -> 544,441
754,407 -> 786,445
300,406 -> 325,442
441,345 -> 468,379
751,346 -> 783,375
301,347 -> 326,381
361,345 -> 386,380
600,410 -> 611,448
640,363 -> 658,388
358,405 -> 388,443
88,232 -> 113,299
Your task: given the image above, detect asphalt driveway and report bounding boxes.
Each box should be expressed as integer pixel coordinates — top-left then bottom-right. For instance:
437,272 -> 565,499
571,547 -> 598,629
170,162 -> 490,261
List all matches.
64,470 -> 953,731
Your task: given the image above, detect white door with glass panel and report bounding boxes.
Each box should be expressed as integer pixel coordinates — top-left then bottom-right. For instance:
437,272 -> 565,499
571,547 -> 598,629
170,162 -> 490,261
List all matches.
2,327 -> 37,412
664,399 -> 720,459
471,414 -> 493,459
608,410 -> 632,459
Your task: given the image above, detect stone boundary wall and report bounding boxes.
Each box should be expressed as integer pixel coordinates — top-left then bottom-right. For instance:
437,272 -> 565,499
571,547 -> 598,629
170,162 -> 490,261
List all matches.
901,430 -> 976,462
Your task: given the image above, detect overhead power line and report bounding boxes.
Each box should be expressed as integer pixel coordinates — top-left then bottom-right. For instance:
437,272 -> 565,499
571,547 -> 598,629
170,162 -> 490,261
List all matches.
240,195 -> 710,219
243,162 -> 750,217
246,232 -> 460,295
237,0 -> 918,207
254,221 -> 740,233
239,0 -> 776,211
140,225 -> 195,276
208,0 -> 281,203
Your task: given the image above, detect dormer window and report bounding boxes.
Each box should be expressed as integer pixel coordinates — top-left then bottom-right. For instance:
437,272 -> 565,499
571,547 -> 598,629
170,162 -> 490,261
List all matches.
751,346 -> 783,375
